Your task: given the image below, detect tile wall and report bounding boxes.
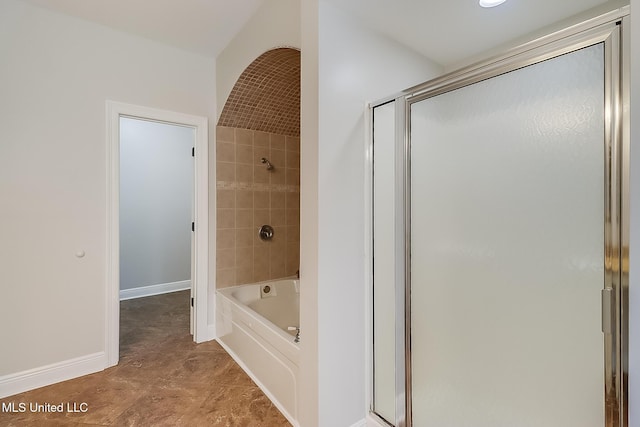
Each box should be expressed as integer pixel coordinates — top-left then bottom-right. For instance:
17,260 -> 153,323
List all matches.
216,126 -> 300,288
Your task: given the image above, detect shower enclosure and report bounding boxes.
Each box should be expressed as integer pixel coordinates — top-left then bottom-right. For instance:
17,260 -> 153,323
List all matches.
370,9 -> 629,427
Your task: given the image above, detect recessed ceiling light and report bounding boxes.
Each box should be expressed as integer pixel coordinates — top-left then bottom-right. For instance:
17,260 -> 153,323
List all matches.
479,0 -> 507,7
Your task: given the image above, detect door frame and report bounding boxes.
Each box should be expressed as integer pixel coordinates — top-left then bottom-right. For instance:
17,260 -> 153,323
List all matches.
105,101 -> 209,367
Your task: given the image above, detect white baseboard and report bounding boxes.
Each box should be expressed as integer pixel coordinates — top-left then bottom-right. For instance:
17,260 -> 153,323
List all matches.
350,418 -> 367,427
0,352 -> 106,399
119,280 -> 190,300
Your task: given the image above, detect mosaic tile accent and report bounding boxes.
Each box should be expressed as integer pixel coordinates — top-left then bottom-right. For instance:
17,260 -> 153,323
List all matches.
218,48 -> 300,137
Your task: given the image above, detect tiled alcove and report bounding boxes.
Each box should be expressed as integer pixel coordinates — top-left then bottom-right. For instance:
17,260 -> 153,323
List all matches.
216,48 -> 300,287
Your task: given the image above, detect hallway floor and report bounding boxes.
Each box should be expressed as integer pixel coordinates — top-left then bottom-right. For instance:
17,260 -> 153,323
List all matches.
0,290 -> 290,426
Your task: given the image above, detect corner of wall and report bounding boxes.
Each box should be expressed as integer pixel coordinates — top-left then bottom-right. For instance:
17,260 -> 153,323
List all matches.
299,0 -> 320,425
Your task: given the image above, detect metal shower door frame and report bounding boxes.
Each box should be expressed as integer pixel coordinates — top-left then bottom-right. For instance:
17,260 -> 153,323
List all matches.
369,7 -> 629,427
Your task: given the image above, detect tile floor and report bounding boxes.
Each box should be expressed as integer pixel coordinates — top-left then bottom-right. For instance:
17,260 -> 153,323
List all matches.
0,290 -> 290,426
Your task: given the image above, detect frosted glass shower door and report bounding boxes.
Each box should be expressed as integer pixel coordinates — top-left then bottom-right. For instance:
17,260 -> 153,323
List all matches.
410,44 -> 605,426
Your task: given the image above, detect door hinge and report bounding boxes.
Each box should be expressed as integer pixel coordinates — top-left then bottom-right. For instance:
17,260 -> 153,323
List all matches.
191,297 -> 194,307
191,222 -> 195,232
192,147 -> 195,157
601,288 -> 615,334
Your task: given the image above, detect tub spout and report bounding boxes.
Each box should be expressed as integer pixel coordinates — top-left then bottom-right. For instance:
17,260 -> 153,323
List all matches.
287,326 -> 300,343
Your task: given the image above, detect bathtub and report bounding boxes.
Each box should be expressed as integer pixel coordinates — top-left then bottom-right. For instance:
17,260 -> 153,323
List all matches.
216,278 -> 300,426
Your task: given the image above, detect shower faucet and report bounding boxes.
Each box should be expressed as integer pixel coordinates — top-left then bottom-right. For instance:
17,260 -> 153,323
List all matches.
261,157 -> 274,170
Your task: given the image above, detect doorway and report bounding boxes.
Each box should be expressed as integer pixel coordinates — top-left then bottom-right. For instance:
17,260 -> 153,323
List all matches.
119,117 -> 194,309
106,101 -> 209,367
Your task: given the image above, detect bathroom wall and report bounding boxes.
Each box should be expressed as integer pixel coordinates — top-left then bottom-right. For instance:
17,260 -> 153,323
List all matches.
0,0 -> 216,380
216,127 -> 300,287
298,2 -> 444,425
299,1 -> 320,424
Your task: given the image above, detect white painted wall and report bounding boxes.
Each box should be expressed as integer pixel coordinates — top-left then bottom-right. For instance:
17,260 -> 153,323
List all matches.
0,0 -> 215,378
305,3 -> 444,425
299,1 -> 320,426
216,0 -> 300,117
119,118 -> 194,291
628,0 -> 638,422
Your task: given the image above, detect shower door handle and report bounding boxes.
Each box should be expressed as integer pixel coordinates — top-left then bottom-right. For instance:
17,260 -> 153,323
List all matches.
601,288 -> 614,334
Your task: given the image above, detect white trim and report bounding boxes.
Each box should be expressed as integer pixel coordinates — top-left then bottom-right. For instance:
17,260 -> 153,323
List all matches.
105,100 -> 120,368
192,105 -> 211,344
217,339 -> 298,427
0,352 -> 105,399
106,100 -> 210,368
119,280 -> 191,301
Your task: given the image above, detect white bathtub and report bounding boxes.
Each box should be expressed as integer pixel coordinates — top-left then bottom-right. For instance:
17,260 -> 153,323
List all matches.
216,278 -> 300,426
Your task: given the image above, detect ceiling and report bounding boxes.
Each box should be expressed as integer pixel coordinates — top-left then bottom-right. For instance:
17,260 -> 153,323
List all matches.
20,0 -> 624,66
19,0 -> 265,57
324,0 -> 618,67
